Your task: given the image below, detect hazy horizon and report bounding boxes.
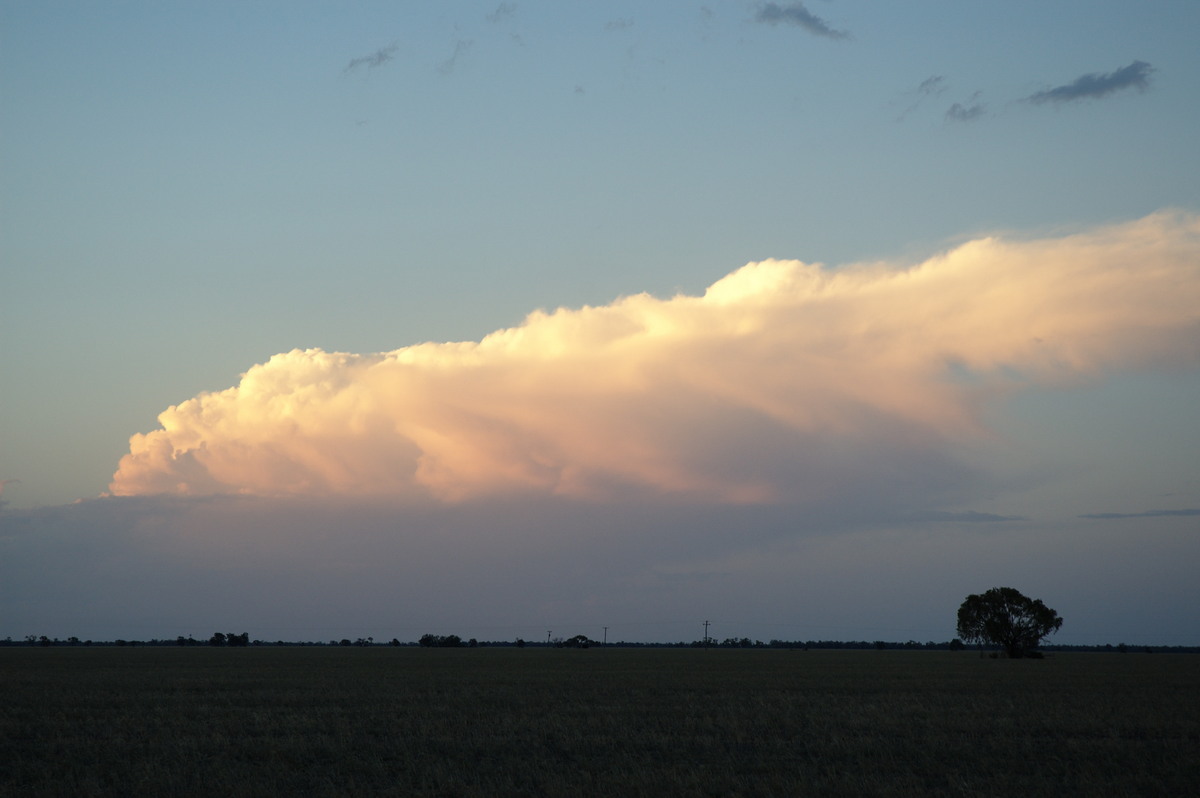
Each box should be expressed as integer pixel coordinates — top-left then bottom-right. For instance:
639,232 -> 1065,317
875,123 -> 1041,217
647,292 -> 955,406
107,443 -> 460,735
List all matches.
3,2 -> 1198,646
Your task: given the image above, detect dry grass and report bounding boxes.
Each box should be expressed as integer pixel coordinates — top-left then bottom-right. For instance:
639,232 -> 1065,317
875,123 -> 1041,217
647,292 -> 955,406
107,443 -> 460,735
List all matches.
2,647 -> 1197,796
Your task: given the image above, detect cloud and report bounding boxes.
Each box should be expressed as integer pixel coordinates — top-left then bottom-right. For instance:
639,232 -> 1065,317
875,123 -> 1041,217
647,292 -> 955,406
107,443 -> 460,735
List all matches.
486,3 -> 517,24
13,215 -> 1200,644
895,76 -> 947,123
437,40 -> 473,75
109,211 -> 1200,507
754,2 -> 849,39
917,76 -> 946,96
6,492 -> 1200,644
344,43 -> 399,74
1026,60 -> 1154,105
909,510 -> 1025,524
945,97 -> 985,123
1079,508 -> 1200,520
605,19 -> 634,32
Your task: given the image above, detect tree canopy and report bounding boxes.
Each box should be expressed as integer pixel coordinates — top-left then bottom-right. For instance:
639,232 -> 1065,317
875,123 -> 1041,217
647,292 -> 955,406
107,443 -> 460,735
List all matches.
956,587 -> 1063,658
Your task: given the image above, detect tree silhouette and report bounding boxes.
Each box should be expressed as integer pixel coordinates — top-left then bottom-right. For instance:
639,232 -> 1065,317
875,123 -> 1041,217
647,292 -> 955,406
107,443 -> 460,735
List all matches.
419,634 -> 464,648
957,587 -> 1063,658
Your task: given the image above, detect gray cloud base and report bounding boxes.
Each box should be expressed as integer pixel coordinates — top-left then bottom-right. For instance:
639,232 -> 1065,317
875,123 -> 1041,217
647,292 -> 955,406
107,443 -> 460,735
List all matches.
755,2 -> 849,40
1026,61 -> 1154,105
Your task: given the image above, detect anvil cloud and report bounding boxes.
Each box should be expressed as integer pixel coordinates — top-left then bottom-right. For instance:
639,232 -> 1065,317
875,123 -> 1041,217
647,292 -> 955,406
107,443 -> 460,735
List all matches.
110,212 -> 1200,505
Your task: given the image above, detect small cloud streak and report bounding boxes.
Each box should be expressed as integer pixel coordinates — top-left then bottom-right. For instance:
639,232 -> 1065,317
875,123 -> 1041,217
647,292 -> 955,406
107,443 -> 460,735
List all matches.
344,43 -> 398,74
437,40 -> 473,75
1079,508 -> 1200,520
911,510 -> 1025,524
917,76 -> 946,96
1026,60 -> 1154,105
110,212 -> 1200,506
895,76 -> 947,123
754,2 -> 849,40
486,3 -> 517,24
945,96 -> 985,123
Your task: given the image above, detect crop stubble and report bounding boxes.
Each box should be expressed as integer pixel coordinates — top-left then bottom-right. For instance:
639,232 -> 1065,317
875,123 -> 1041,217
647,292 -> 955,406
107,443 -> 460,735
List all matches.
2,647 -> 1197,796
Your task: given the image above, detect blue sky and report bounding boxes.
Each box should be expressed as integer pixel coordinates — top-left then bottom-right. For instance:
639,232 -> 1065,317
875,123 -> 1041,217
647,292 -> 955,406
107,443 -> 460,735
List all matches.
2,2 -> 1198,645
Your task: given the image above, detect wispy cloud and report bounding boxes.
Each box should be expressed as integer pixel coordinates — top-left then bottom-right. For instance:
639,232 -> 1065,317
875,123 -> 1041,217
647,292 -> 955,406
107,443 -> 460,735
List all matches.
917,76 -> 946,96
754,2 -> 849,40
486,2 -> 517,24
911,510 -> 1025,524
1079,508 -> 1200,520
109,212 -> 1200,506
344,43 -> 398,74
437,40 -> 473,76
945,93 -> 986,123
895,76 -> 947,123
1026,60 -> 1154,105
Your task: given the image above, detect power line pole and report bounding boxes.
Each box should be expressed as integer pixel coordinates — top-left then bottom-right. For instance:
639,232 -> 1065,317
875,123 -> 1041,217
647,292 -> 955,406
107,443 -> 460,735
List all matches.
602,626 -> 608,646
703,620 -> 710,649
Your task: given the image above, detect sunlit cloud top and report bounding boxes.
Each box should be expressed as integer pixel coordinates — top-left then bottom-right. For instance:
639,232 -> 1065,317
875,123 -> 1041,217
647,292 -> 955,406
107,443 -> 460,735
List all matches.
110,212 -> 1200,504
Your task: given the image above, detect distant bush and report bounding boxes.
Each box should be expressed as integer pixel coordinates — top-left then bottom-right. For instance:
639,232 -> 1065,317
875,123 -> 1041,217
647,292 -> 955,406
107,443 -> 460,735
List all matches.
419,634 -> 464,648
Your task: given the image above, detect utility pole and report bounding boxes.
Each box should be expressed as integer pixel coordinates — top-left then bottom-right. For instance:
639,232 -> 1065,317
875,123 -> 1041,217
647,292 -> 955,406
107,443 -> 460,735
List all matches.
547,631 -> 552,647
602,626 -> 608,646
703,620 -> 710,649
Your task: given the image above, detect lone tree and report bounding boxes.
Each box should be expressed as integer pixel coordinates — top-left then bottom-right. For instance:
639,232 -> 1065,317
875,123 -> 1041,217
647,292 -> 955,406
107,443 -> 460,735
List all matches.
956,587 -> 1063,659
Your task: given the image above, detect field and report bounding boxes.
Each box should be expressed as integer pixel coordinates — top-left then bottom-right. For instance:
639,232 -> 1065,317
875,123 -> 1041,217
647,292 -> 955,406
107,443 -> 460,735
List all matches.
3,647 -> 1197,797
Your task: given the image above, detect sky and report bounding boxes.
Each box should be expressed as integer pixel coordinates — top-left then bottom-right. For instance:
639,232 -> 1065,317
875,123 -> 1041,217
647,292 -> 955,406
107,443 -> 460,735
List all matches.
2,1 -> 1198,646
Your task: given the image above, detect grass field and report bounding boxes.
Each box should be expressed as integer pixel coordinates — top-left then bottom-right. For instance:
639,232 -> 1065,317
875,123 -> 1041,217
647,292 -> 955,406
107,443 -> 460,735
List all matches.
3,647 -> 1197,797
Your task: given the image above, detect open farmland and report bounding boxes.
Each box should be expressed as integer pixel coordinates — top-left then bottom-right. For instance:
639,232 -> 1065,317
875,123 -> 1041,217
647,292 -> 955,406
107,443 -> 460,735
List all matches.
3,647 -> 1197,797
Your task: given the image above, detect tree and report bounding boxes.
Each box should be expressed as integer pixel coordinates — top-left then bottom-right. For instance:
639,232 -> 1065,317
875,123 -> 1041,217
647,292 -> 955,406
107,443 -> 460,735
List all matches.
563,634 -> 594,649
418,633 -> 464,648
957,587 -> 1063,659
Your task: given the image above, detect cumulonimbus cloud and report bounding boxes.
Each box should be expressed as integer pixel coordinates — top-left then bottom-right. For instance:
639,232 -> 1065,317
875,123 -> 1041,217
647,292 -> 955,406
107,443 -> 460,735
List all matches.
110,212 -> 1200,504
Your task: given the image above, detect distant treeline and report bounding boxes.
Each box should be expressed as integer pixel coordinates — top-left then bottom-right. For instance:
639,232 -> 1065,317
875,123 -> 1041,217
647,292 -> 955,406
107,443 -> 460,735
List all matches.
4,634 -> 1197,654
